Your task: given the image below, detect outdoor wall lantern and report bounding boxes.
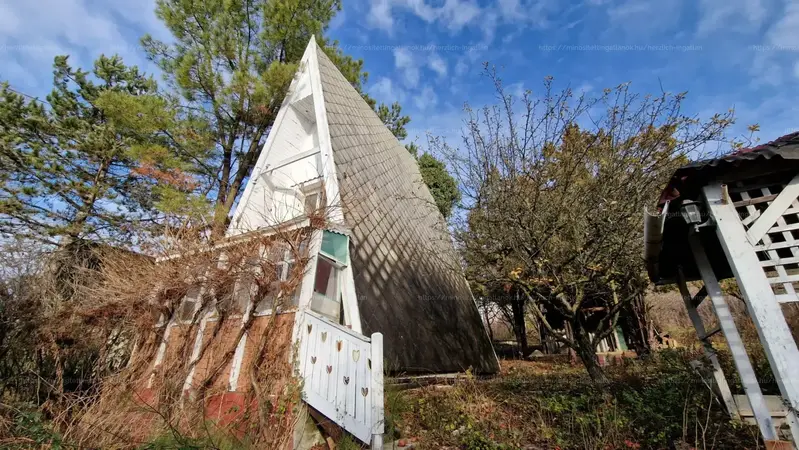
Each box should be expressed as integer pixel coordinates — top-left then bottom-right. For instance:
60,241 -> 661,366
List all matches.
680,200 -> 703,225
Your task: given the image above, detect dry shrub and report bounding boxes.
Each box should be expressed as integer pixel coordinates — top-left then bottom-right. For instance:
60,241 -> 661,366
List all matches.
9,222 -> 322,448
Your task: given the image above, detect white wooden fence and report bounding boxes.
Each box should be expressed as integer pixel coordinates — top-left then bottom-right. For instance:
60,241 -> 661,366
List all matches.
297,310 -> 384,447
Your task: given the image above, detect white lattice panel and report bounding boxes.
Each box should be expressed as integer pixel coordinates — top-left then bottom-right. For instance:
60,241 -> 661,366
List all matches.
730,173 -> 799,302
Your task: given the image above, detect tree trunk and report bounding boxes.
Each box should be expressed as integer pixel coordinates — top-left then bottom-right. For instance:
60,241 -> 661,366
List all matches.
573,326 -> 608,384
628,293 -> 654,355
510,292 -> 528,358
483,302 -> 494,342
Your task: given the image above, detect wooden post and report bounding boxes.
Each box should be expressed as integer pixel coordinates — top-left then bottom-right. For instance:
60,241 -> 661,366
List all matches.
370,332 -> 384,449
675,266 -> 740,420
703,183 -> 799,443
689,233 -> 777,440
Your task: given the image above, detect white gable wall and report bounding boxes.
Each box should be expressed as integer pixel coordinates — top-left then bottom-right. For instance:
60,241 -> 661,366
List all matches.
228,41 -> 334,235
264,107 -> 316,165
226,37 -> 357,329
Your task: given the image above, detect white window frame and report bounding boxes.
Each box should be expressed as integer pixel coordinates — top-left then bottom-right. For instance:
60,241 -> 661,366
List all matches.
253,243 -> 302,316
298,179 -> 324,216
310,253 -> 345,322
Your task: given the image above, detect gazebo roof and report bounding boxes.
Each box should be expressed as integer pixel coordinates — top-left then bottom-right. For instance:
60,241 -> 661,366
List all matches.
647,132 -> 799,285
658,132 -> 799,208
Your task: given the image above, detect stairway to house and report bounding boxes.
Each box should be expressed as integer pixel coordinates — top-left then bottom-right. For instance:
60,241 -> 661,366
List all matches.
734,395 -> 795,444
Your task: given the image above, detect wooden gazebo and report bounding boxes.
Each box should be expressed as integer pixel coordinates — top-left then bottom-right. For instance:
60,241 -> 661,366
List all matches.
644,132 -> 799,446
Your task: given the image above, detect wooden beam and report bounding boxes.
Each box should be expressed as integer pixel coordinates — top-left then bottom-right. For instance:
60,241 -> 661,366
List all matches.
734,194 -> 779,208
692,285 -> 708,307
702,326 -> 722,341
370,333 -> 385,449
746,173 -> 799,245
266,147 -> 321,174
703,182 -> 799,444
775,294 -> 799,304
676,267 -> 740,421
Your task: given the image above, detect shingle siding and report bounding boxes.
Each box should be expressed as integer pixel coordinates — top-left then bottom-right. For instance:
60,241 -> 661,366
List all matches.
315,47 -> 498,374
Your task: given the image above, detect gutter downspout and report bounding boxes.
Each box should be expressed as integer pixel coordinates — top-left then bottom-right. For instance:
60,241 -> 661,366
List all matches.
643,201 -> 669,282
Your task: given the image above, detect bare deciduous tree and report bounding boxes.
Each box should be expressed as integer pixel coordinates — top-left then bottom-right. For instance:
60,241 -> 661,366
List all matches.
435,68 -> 735,382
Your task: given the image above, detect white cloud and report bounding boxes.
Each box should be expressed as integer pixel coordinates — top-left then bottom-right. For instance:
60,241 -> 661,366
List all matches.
329,9 -> 347,30
367,0 -> 394,30
507,82 -> 525,98
606,0 -> 682,35
479,12 -> 499,43
0,3 -> 20,35
576,82 -> 593,93
454,59 -> 469,76
405,106 -> 467,154
498,0 -> 524,20
0,0 -> 166,94
369,76 -> 407,103
394,47 -> 420,87
697,0 -> 769,35
367,0 -> 553,37
766,1 -> 799,46
413,85 -> 439,110
428,52 -> 447,77
747,0 -> 799,86
438,0 -> 481,31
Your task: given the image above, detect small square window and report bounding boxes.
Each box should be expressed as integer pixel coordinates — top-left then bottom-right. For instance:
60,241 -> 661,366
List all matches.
254,280 -> 280,314
232,273 -> 257,313
304,192 -> 320,215
178,285 -> 202,322
311,256 -> 341,320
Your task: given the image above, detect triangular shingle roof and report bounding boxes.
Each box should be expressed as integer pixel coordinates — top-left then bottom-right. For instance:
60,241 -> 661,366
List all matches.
315,46 -> 498,373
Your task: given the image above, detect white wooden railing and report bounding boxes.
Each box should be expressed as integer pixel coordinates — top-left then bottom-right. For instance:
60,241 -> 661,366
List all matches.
296,310 -> 384,447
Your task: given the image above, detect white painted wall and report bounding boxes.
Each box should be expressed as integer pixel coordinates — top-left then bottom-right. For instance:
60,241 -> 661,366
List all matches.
230,60 -> 325,233
263,107 -> 316,166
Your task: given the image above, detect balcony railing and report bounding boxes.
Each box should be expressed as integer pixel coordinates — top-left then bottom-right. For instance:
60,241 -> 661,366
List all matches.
296,309 -> 384,447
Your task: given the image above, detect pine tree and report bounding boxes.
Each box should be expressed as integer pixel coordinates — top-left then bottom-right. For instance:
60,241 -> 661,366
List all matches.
0,55 -> 182,245
417,152 -> 461,219
141,0 -> 385,236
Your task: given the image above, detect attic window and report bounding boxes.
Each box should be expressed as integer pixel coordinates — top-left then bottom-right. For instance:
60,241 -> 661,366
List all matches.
304,192 -> 320,215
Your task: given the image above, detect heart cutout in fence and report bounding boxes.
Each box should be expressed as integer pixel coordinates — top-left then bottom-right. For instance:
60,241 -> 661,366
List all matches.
336,340 -> 342,352
352,349 -> 360,362
368,359 -> 372,370
307,324 -> 312,334
361,387 -> 369,397
321,331 -> 328,343
343,376 -> 350,385
311,356 -> 317,364
326,365 -> 332,374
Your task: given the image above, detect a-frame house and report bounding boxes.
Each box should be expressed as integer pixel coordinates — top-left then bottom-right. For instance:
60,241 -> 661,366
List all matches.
228,37 -> 497,375
143,37 -> 497,448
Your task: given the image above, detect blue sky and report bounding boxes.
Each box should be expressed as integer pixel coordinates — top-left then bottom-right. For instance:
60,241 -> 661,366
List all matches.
1,0 -> 798,153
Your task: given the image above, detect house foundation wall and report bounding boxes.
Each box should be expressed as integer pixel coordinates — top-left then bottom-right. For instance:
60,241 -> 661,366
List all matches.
129,312 -> 298,443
